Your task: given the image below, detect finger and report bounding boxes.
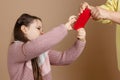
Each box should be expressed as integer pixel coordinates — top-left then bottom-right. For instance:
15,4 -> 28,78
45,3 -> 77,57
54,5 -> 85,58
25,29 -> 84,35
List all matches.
80,2 -> 88,13
69,15 -> 77,20
80,8 -> 84,13
69,15 -> 77,23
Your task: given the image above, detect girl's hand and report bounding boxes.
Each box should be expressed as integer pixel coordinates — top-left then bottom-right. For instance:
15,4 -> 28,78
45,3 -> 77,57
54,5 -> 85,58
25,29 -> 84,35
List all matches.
77,28 -> 86,42
65,15 -> 76,30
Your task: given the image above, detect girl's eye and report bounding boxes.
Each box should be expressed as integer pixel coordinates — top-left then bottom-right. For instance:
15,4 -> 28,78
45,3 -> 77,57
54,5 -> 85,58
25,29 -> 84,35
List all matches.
37,27 -> 40,30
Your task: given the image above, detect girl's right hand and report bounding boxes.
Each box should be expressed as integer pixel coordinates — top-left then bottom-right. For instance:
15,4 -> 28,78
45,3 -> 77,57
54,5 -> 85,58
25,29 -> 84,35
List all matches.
77,28 -> 86,42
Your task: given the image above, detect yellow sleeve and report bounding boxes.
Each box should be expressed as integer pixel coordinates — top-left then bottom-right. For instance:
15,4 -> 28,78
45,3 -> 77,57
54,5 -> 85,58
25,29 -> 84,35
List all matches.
99,0 -> 118,24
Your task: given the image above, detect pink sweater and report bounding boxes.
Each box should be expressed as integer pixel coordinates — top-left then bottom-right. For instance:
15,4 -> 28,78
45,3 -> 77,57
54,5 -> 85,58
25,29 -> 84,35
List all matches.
8,24 -> 86,80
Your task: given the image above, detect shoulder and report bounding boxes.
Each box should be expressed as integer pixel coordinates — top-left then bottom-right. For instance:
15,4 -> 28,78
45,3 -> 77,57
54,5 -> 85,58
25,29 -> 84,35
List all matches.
8,41 -> 24,52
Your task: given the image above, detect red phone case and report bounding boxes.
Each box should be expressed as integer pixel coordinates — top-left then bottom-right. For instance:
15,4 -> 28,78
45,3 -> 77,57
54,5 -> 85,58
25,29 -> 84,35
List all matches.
73,8 -> 91,30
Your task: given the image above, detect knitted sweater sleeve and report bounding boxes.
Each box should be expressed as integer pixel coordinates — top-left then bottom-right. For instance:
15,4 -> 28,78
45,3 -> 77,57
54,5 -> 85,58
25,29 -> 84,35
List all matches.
8,24 -> 68,62
48,40 -> 86,65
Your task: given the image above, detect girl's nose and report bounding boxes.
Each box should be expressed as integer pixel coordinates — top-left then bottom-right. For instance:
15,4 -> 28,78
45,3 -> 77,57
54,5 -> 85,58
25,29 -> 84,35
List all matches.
40,32 -> 44,35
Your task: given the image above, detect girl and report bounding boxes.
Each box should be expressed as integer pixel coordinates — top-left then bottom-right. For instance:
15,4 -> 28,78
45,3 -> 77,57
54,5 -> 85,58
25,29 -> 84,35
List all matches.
8,13 -> 86,80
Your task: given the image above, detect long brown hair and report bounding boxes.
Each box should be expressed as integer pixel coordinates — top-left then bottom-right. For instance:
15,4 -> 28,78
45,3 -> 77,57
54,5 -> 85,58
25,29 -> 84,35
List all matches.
13,13 -> 42,80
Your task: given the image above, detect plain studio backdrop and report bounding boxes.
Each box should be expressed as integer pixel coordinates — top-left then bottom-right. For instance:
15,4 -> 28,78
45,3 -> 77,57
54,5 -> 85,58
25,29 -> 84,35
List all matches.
0,0 -> 120,80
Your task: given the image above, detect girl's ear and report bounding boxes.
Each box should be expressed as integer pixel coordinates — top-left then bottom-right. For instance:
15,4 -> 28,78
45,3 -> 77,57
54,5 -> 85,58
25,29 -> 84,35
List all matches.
21,25 -> 28,34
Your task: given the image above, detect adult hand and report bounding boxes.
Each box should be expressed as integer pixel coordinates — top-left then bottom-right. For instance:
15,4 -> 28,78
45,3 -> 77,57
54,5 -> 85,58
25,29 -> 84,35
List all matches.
79,2 -> 92,14
91,6 -> 109,20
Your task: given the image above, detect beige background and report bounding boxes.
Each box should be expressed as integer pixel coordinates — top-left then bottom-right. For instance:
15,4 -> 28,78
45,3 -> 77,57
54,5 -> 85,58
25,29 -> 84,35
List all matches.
0,0 -> 120,80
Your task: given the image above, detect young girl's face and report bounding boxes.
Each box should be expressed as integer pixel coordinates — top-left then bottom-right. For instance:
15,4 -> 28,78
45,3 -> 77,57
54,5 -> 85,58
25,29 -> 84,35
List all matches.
22,19 -> 43,40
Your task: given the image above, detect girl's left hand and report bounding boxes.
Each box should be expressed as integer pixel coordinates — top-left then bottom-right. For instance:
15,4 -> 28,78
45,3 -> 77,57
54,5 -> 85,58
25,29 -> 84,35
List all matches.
65,15 -> 76,30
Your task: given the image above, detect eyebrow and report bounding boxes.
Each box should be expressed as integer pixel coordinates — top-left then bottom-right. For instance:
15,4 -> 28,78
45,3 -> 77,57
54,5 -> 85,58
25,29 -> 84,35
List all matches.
37,26 -> 42,28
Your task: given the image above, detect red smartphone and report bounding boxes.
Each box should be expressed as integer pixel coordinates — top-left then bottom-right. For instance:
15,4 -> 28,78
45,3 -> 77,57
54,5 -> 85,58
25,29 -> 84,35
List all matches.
73,8 -> 91,30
